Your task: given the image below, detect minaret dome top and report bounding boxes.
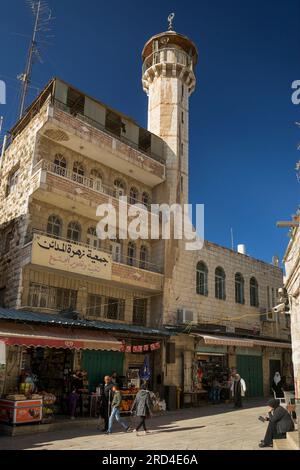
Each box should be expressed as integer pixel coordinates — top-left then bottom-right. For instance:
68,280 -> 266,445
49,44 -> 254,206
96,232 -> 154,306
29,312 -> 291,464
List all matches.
142,30 -> 198,67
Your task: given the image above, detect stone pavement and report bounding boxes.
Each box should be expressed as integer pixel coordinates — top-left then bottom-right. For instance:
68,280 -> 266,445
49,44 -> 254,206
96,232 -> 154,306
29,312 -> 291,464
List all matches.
0,400 -> 272,450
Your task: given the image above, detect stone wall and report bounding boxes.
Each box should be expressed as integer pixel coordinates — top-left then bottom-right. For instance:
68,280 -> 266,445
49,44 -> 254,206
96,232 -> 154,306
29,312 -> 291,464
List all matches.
163,239 -> 287,340
0,102 -> 49,308
284,225 -> 300,398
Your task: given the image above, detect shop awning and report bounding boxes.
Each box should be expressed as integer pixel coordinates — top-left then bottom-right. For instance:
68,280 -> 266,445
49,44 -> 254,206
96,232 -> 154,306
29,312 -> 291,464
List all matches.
195,334 -> 253,347
193,333 -> 291,349
252,339 -> 291,349
0,323 -> 122,351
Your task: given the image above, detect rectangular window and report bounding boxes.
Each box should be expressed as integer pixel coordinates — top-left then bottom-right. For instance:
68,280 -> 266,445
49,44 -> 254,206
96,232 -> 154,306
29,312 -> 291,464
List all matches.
139,128 -> 152,154
2,229 -> 13,255
28,283 -> 77,311
6,167 -> 20,197
267,286 -> 270,310
133,298 -> 147,326
272,288 -> 276,308
87,294 -> 102,317
181,111 -> 184,124
66,87 -> 85,116
104,297 -> 125,321
0,287 -> 6,307
105,109 -> 122,137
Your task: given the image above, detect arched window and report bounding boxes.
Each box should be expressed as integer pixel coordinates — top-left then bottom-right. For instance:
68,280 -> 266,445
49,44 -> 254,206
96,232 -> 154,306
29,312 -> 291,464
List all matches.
196,262 -> 208,296
114,179 -> 125,198
54,154 -> 66,176
140,245 -> 148,270
67,221 -> 81,242
235,273 -> 245,304
127,242 -> 136,266
142,192 -> 150,209
87,226 -> 101,250
73,162 -> 85,184
250,277 -> 259,307
47,215 -> 62,238
90,169 -> 103,192
129,187 -> 139,205
215,267 -> 226,300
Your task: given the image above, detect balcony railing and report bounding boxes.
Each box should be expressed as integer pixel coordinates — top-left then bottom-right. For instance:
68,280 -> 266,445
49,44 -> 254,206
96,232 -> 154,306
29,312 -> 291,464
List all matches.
142,48 -> 193,75
26,230 -> 162,274
34,160 -> 152,210
52,99 -> 166,165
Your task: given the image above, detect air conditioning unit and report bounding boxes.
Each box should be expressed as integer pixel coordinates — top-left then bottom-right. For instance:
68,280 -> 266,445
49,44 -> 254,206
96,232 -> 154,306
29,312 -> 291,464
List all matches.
177,309 -> 196,324
226,325 -> 235,334
260,308 -> 275,322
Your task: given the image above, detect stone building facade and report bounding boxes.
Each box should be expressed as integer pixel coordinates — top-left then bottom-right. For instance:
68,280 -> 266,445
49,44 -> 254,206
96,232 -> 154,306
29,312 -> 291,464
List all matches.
282,214 -> 300,439
0,26 -> 292,400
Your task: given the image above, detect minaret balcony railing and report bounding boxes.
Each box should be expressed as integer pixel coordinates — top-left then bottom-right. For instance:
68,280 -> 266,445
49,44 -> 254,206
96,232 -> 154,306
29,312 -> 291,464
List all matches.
142,48 -> 193,75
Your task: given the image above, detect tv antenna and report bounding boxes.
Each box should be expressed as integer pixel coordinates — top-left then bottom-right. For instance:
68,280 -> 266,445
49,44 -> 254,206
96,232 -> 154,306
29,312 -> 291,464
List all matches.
18,0 -> 55,119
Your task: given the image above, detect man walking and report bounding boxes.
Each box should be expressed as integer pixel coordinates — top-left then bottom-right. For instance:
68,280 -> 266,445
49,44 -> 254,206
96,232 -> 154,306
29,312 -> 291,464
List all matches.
231,373 -> 246,408
100,375 -> 114,432
106,385 -> 131,434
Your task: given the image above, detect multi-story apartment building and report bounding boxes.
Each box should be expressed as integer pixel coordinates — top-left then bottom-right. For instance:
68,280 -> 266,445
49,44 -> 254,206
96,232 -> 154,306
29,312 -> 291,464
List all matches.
0,24 -> 292,403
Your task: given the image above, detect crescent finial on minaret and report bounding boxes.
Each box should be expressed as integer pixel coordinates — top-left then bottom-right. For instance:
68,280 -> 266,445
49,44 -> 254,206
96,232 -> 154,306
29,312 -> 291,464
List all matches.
168,12 -> 175,31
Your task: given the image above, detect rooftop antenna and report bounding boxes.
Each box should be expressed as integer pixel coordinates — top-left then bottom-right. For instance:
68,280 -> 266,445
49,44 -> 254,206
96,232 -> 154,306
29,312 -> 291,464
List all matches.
0,116 -> 3,135
18,0 -> 55,119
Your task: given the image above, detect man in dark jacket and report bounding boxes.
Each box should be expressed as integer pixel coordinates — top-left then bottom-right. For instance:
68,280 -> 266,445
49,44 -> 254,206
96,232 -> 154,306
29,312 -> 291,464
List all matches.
100,375 -> 114,432
259,399 -> 295,448
131,383 -> 153,436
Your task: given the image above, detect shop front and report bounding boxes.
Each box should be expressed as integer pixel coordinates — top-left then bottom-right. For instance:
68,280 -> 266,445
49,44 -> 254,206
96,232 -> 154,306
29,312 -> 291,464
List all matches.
0,320 -> 122,425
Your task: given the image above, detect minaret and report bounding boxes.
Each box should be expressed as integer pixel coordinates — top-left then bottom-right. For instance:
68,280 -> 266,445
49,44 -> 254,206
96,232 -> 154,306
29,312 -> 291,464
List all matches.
142,14 -> 198,205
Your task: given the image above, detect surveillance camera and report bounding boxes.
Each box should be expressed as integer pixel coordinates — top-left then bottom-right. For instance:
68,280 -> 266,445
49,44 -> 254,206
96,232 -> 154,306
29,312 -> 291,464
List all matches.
272,303 -> 285,314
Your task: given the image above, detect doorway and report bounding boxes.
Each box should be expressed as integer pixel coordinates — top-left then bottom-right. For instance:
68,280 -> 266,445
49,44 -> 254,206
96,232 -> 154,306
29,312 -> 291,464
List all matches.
236,355 -> 263,397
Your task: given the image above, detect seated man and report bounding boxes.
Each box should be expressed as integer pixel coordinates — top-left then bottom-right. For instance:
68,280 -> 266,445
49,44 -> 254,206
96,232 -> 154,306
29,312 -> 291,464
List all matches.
259,399 -> 295,448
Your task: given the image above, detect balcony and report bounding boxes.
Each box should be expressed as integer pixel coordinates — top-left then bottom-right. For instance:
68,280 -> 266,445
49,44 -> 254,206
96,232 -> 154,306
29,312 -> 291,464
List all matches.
8,78 -> 166,186
38,99 -> 165,187
23,232 -> 163,292
142,47 -> 194,75
30,160 -> 160,221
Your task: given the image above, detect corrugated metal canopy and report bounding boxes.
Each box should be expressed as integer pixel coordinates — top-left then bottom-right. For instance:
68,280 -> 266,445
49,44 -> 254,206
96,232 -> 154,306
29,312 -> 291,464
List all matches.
0,308 -> 171,337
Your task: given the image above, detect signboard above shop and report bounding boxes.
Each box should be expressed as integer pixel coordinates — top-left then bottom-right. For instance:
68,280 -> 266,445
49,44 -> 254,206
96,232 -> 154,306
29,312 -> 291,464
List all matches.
31,234 -> 112,280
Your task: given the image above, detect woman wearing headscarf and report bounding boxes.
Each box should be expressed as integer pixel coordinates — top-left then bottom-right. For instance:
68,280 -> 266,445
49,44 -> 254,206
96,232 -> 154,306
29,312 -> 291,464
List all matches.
259,398 -> 294,448
272,372 -> 284,399
231,373 -> 246,408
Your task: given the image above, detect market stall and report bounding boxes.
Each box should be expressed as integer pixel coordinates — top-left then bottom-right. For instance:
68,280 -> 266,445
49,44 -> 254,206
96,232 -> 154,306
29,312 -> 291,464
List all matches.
0,321 -> 122,424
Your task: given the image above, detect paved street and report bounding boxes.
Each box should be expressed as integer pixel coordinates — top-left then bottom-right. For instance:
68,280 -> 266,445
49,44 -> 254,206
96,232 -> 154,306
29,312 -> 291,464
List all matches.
0,400 -> 272,450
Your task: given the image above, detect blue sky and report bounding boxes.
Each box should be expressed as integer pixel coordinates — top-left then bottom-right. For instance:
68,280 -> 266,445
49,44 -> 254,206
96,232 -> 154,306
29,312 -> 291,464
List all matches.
0,0 -> 300,266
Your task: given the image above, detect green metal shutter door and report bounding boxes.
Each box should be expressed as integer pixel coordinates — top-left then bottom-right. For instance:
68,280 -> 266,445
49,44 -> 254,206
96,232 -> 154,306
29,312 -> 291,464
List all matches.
236,355 -> 263,397
82,351 -> 124,391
